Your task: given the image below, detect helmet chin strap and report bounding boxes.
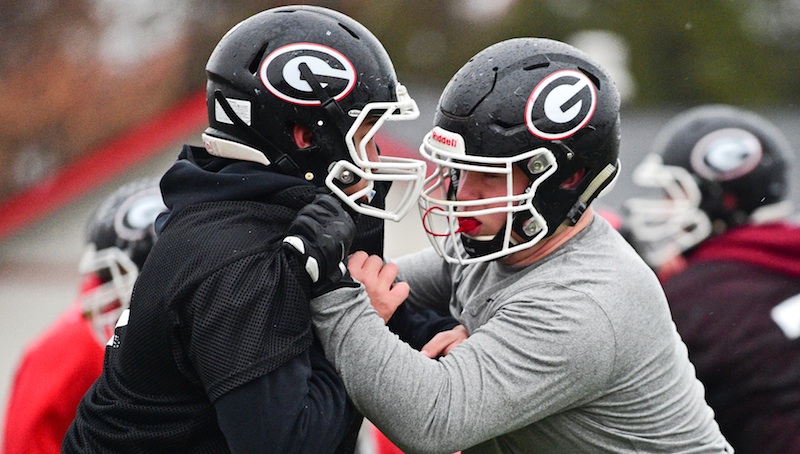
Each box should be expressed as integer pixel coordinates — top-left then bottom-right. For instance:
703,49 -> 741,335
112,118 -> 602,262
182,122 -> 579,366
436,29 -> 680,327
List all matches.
298,63 -> 352,134
566,161 -> 619,226
461,231 -> 511,259
297,63 -> 364,189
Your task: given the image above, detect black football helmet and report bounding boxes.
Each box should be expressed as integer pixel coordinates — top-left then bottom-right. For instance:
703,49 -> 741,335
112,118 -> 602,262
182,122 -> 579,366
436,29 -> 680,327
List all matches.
418,38 -> 621,263
79,178 -> 166,344
624,104 -> 794,267
202,5 -> 425,221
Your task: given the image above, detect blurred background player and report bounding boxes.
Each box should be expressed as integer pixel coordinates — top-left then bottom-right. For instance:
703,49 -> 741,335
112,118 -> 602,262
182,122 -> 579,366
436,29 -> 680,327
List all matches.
3,177 -> 165,454
624,104 -> 800,453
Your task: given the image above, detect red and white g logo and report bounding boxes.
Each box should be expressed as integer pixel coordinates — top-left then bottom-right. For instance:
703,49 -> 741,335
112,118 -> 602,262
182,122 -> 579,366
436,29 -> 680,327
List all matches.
260,42 -> 357,106
690,128 -> 763,181
525,69 -> 597,140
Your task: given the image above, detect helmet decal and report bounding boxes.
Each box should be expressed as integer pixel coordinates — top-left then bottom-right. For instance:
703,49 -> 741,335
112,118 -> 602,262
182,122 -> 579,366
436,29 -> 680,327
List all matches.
689,128 -> 763,181
429,126 -> 465,155
525,69 -> 597,140
213,97 -> 251,126
114,189 -> 166,242
260,42 -> 356,106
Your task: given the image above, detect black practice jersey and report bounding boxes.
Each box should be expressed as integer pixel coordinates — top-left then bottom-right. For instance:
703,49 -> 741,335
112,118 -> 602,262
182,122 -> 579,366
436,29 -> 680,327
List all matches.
63,183 -> 354,452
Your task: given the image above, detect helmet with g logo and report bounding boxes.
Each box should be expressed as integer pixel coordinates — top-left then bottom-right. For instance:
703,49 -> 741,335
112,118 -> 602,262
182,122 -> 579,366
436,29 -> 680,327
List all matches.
80,178 -> 166,344
203,5 -> 425,221
624,105 -> 794,267
419,38 -> 621,263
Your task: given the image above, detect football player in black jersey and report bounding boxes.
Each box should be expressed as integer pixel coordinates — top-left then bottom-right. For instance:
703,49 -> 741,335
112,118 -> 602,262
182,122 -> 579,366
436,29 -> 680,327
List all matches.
63,5 -> 433,453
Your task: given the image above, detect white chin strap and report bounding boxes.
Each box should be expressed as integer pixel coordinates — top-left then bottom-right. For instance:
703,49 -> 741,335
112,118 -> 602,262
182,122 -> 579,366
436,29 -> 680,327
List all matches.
203,134 -> 271,167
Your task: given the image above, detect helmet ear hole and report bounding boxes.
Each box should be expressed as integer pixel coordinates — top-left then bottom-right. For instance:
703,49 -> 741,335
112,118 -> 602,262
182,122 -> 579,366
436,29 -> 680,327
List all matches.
560,168 -> 587,189
721,192 -> 739,212
292,124 -> 314,149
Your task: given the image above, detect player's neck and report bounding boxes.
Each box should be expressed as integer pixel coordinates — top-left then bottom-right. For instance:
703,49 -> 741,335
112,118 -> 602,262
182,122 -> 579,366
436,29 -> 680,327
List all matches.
501,207 -> 595,267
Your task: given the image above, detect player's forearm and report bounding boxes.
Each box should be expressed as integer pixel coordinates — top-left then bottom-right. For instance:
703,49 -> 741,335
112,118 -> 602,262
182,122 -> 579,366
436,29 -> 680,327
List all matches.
311,286 -> 496,453
393,248 -> 453,314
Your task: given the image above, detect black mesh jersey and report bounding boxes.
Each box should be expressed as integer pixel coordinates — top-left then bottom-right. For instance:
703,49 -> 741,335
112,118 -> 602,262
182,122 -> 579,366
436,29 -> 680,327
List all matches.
63,187 -> 324,452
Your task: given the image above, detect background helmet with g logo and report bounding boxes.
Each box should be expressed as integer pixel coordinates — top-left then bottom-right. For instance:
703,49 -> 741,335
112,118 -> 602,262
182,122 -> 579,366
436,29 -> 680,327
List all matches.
80,177 -> 166,344
202,5 -> 425,221
624,104 -> 794,267
419,37 -> 621,263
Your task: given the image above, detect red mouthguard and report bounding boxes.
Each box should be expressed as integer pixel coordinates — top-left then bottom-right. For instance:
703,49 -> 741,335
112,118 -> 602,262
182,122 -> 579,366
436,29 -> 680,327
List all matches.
456,218 -> 481,234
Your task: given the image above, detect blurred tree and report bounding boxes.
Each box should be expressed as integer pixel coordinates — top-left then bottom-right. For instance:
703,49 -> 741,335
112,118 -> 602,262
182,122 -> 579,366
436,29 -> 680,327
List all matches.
595,0 -> 800,107
357,0 -> 800,108
1,0 -> 799,206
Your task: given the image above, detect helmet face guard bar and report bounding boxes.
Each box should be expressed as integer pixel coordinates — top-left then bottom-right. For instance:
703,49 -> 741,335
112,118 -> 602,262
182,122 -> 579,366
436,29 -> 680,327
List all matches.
78,245 -> 139,345
327,84 -> 426,221
624,153 -> 712,267
418,129 -> 558,264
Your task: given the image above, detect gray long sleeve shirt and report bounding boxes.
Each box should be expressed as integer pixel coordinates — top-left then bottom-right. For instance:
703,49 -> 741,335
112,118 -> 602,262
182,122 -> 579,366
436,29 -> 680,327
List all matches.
311,216 -> 733,453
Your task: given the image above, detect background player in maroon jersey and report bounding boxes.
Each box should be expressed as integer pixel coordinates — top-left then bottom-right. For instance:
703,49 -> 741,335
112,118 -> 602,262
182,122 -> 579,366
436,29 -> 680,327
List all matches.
624,104 -> 800,454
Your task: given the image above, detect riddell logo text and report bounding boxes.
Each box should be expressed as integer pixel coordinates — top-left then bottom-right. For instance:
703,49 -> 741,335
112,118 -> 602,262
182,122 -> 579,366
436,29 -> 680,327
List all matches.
432,131 -> 459,148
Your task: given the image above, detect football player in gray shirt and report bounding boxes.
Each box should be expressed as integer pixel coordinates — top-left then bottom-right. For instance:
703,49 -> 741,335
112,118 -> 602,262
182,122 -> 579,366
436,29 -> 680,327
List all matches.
304,38 -> 733,453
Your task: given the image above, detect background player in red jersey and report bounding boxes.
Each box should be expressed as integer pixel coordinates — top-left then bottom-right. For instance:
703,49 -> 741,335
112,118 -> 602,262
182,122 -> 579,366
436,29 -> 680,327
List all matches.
624,104 -> 800,454
3,177 -> 165,454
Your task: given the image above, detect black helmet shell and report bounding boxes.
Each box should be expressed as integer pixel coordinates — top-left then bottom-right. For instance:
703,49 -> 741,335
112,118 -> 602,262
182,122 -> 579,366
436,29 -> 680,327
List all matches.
655,104 -> 792,228
204,5 -> 400,184
86,177 -> 165,271
435,37 -> 621,235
